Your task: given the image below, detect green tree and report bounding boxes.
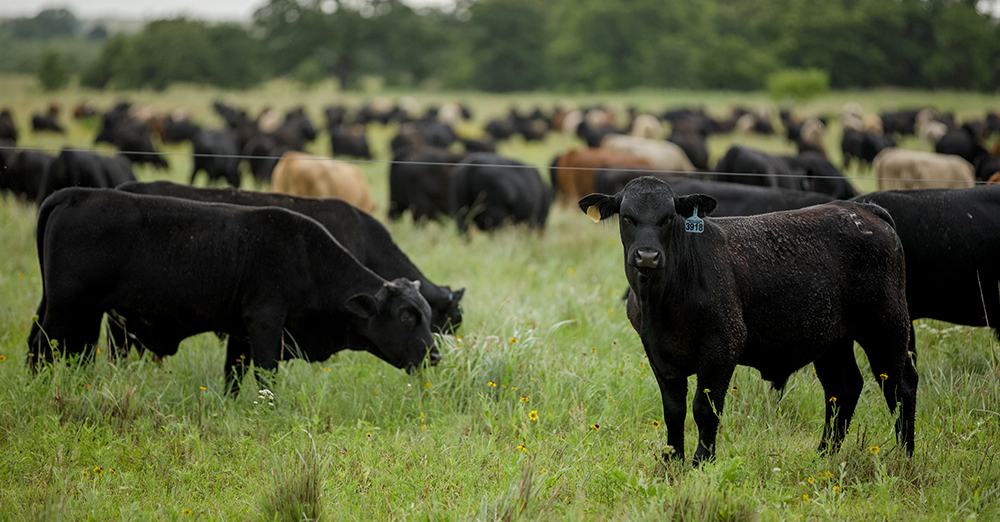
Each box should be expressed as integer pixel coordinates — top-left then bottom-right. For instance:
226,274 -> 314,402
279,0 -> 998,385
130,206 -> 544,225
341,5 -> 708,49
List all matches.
465,0 -> 549,92
37,48 -> 70,91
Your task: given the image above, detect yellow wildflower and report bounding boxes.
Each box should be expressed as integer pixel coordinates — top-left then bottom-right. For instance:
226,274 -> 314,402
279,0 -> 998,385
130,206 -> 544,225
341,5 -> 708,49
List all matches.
529,410 -> 538,421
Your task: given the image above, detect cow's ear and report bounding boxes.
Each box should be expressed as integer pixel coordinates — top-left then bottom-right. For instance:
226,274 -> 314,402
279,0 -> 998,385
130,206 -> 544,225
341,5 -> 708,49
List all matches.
578,192 -> 621,222
675,194 -> 717,218
345,294 -> 379,319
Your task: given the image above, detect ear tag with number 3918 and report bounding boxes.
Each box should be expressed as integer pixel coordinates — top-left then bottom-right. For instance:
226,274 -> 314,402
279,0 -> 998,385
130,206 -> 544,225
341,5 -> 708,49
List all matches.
685,205 -> 704,234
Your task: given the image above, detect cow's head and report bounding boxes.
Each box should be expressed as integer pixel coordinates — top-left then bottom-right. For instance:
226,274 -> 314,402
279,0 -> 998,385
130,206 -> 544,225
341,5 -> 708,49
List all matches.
579,176 -> 716,274
345,278 -> 441,371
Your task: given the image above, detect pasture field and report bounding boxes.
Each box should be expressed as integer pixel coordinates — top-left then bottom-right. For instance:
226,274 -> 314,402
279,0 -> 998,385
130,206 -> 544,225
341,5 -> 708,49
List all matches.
2,74 -> 1000,520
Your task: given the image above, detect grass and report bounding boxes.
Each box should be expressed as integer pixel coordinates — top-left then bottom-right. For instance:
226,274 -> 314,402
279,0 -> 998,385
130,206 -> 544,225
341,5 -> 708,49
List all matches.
2,74 -> 1000,520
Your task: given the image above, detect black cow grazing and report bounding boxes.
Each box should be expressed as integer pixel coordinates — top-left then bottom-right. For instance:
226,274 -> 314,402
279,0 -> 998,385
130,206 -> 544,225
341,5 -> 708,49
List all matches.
0,149 -> 53,202
781,152 -> 859,199
484,118 -> 518,142
242,134 -> 289,184
667,129 -> 709,171
881,110 -> 920,136
190,130 -> 241,188
329,125 -> 372,159
852,186 -> 1000,352
0,109 -> 17,142
935,125 -> 991,180
29,188 -> 441,394
274,107 -> 318,150
32,105 -> 65,134
594,171 -> 834,216
37,149 -> 135,204
579,177 -> 917,464
449,153 -> 551,233
114,119 -> 169,169
163,116 -> 201,144
713,145 -> 797,189
118,181 -> 465,335
841,128 -> 895,169
389,146 -> 467,222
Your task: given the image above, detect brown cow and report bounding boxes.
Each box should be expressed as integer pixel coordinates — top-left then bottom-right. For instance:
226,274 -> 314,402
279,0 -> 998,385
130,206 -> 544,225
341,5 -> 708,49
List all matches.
271,151 -> 376,213
873,149 -> 975,190
551,147 -> 651,205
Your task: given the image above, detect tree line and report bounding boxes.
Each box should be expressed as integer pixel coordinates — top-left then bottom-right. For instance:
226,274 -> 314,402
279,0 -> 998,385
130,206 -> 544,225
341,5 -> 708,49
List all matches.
6,0 -> 999,92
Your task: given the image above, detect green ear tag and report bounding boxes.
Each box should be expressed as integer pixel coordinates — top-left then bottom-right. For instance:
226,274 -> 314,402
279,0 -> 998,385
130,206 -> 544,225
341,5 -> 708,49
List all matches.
684,205 -> 704,234
587,205 -> 602,223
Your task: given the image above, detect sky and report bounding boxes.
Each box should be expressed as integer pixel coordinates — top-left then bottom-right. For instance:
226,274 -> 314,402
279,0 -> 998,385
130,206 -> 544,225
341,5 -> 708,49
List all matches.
0,0 -> 457,21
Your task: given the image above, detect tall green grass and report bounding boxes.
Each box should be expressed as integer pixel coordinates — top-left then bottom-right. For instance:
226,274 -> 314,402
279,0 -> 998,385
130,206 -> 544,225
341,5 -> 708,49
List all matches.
2,76 -> 1000,520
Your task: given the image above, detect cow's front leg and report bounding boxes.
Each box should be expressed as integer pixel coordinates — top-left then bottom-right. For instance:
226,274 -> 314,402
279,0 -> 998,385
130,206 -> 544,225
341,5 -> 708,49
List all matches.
692,365 -> 736,465
653,370 -> 689,463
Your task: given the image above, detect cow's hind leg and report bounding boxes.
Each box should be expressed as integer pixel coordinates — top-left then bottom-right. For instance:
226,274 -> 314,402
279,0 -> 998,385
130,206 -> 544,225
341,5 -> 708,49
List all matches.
858,326 -> 918,455
813,338 -> 863,454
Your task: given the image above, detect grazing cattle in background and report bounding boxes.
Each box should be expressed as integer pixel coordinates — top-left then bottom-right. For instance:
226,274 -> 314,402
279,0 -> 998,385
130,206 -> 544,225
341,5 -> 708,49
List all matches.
0,109 -> 17,142
31,105 -> 65,134
935,124 -> 993,180
873,149 -> 975,190
163,115 -> 201,144
449,152 -> 551,233
841,128 -> 895,169
37,148 -> 135,204
94,103 -> 169,169
881,110 -> 920,136
401,120 -> 457,149
484,117 -> 518,142
551,147 -> 652,206
593,171 -> 834,216
190,129 -> 241,188
509,108 -> 549,141
0,149 -> 53,202
459,137 -> 496,153
579,177 -> 916,464
781,152 -> 858,199
667,126 -> 710,171
329,125 -> 372,159
436,102 -> 472,126
576,119 -> 621,148
29,188 -> 439,394
119,181 -> 465,335
601,135 -> 696,174
713,145 -> 796,189
324,105 -> 349,129
73,103 -> 97,120
852,186 -> 1000,356
389,146 -> 467,222
271,151 -> 376,213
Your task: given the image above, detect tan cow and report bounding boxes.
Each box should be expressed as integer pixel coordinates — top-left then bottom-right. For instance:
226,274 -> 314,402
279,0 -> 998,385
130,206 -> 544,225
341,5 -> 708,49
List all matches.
271,151 -> 376,213
553,148 -> 652,205
600,134 -> 696,173
873,148 -> 975,190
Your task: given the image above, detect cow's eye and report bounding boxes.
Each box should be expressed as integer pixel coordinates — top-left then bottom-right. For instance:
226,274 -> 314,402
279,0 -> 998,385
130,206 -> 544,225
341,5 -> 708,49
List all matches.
399,309 -> 418,327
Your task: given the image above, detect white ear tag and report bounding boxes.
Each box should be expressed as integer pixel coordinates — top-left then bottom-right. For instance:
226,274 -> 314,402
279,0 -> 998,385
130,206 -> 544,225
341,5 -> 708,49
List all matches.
587,205 -> 602,223
684,205 -> 704,234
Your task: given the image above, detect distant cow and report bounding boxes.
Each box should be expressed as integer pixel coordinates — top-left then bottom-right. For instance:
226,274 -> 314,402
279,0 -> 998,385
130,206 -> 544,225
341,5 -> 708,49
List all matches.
781,152 -> 858,199
713,145 -> 796,189
28,188 -> 440,393
852,186 -> 1000,355
0,149 -> 53,202
37,149 -> 135,204
449,153 -> 551,233
389,146 -> 467,221
31,105 -> 64,134
0,109 -> 17,142
191,129 -> 241,188
330,125 -> 372,159
601,135 -> 696,174
667,128 -> 710,171
593,171 -> 834,216
579,176 -> 916,464
841,128 -> 895,169
271,151 -> 376,213
118,181 -> 465,335
551,147 -> 652,205
873,149 -> 975,190
94,105 -> 168,169
163,116 -> 201,144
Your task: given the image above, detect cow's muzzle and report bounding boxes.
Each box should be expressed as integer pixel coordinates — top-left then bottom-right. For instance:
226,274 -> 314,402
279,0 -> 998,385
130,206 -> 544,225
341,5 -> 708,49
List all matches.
633,249 -> 661,269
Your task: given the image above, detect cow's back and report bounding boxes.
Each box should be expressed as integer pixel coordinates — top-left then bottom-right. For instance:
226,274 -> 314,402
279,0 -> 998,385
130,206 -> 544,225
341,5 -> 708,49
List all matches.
874,148 -> 975,190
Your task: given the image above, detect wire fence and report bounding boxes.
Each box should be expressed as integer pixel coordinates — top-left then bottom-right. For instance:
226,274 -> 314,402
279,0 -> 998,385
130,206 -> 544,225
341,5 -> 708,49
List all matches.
0,144 -> 993,186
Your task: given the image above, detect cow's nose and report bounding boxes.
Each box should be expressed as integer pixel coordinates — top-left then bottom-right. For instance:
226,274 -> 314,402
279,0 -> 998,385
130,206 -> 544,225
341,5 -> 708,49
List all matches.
635,249 -> 661,269
428,349 -> 442,366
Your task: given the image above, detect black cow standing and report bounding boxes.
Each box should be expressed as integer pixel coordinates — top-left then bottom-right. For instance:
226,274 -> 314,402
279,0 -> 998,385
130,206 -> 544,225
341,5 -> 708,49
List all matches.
579,177 -> 917,464
713,145 -> 797,189
449,153 -> 551,233
781,152 -> 859,199
190,129 -> 241,188
29,188 -> 440,394
852,186 -> 1000,351
118,181 -> 465,335
37,148 -> 135,204
841,128 -> 895,169
0,109 -> 17,142
0,149 -> 53,202
389,146 -> 467,222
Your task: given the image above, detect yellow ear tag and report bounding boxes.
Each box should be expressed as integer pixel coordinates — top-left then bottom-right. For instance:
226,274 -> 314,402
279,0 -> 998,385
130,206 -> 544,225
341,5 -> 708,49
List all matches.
587,205 -> 602,223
